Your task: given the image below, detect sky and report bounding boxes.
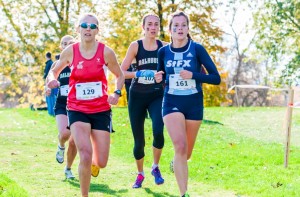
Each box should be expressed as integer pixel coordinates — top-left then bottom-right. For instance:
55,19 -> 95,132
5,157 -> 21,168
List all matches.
214,1 -> 256,50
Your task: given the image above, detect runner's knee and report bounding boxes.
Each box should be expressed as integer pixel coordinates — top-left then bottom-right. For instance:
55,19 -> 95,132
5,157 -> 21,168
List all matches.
133,143 -> 145,160
153,132 -> 164,149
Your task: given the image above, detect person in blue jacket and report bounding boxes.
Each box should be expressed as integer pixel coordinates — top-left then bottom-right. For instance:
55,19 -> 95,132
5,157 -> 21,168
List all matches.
44,52 -> 58,116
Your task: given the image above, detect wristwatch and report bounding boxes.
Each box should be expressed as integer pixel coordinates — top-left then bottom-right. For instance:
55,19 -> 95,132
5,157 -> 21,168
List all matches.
114,89 -> 122,96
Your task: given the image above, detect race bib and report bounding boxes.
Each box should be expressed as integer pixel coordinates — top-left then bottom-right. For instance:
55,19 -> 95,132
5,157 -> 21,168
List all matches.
169,74 -> 196,90
60,85 -> 69,96
75,82 -> 102,100
137,70 -> 156,84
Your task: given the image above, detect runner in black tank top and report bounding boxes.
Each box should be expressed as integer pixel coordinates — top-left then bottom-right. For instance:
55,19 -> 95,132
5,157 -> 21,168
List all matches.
55,66 -> 70,108
130,39 -> 163,93
46,35 -> 77,180
121,14 -> 168,189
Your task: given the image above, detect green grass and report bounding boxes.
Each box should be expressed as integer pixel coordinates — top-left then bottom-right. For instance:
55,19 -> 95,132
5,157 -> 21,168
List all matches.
0,107 -> 299,197
0,173 -> 28,197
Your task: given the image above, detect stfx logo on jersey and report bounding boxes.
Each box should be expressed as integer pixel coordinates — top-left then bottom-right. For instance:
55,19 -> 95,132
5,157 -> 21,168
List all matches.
166,60 -> 191,67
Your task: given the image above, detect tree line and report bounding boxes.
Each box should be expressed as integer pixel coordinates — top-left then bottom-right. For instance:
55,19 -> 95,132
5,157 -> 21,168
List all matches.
0,0 -> 298,107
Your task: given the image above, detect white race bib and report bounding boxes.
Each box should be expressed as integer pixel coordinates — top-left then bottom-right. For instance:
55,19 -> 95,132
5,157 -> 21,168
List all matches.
169,74 -> 196,90
75,82 -> 102,100
60,85 -> 69,96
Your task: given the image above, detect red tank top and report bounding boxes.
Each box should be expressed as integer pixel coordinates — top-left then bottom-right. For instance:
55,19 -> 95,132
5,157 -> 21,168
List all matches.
67,42 -> 110,113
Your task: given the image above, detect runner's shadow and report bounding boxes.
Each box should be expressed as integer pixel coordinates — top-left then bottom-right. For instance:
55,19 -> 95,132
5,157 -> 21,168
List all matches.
63,178 -> 79,187
65,179 -> 128,196
203,119 -> 224,125
144,187 -> 177,197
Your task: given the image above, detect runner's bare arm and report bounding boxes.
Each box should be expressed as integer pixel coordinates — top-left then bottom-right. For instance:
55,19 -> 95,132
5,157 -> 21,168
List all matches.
45,61 -> 57,85
120,42 -> 138,79
45,61 -> 58,95
47,46 -> 73,88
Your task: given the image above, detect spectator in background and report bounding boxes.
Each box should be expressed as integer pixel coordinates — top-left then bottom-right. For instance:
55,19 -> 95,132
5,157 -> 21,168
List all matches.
43,52 -> 57,116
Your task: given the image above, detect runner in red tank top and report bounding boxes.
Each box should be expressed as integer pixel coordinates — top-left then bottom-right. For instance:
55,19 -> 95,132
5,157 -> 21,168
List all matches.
47,13 -> 124,197
68,42 -> 110,113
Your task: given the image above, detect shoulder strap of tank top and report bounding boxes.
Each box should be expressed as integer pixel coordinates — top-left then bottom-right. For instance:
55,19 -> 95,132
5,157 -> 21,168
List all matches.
156,40 -> 163,49
73,42 -> 80,55
71,43 -> 80,66
97,42 -> 105,60
137,40 -> 143,51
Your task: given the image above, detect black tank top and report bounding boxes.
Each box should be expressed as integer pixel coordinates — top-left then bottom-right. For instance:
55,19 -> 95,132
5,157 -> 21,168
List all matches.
131,40 -> 164,94
56,66 -> 71,103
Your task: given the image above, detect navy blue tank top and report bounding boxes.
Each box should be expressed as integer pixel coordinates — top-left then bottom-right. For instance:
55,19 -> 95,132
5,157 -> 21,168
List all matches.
162,40 -> 202,95
131,40 -> 164,94
56,66 -> 71,103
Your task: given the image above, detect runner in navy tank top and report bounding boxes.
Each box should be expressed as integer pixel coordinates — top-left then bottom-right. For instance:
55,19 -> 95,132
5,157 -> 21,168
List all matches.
155,12 -> 221,197
46,35 -> 77,180
121,13 -> 168,189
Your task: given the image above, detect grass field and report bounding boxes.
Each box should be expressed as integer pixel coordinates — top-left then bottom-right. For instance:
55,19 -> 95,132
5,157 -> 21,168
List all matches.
0,107 -> 299,197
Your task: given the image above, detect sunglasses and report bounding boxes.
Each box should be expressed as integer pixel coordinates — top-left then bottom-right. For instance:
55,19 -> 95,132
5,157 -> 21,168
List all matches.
80,23 -> 98,29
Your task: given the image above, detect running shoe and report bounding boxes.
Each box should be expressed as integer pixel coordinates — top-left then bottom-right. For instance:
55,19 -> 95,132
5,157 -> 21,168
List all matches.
132,174 -> 145,188
151,167 -> 164,185
91,164 -> 100,177
170,159 -> 174,173
182,193 -> 190,197
56,146 -> 65,164
65,168 -> 75,179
